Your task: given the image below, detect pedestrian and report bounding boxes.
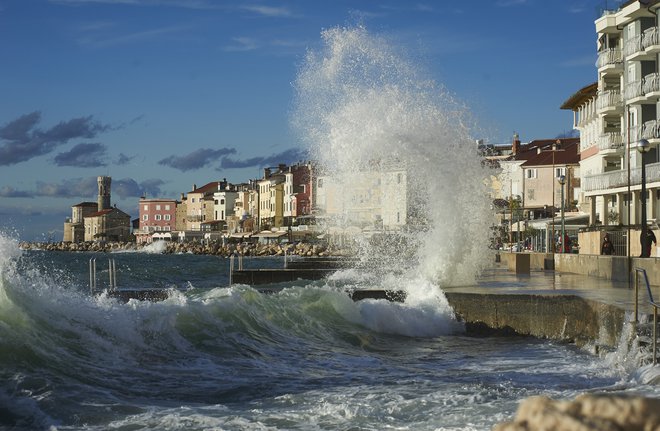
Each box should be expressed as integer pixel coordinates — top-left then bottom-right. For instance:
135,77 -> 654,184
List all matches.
562,233 -> 572,253
640,228 -> 657,258
601,233 -> 614,255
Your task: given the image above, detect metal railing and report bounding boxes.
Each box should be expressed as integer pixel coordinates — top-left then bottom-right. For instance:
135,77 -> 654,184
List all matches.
228,254 -> 244,285
597,48 -> 622,68
634,268 -> 658,366
583,161 -> 660,192
89,258 -> 117,294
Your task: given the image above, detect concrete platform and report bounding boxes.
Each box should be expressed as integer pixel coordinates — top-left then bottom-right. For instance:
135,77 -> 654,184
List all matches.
443,265 -> 660,350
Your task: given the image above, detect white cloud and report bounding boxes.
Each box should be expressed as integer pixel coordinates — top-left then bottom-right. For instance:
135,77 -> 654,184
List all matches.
240,5 -> 293,18
222,36 -> 259,52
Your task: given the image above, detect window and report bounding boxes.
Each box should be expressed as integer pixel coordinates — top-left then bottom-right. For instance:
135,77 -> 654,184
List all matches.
143,205 -> 148,211
156,205 -> 161,210
555,167 -> 566,178
165,205 -> 170,210
155,214 -> 162,221
143,214 -> 148,221
220,199 -> 225,205
397,173 -> 402,184
318,179 -> 323,188
526,169 -> 537,179
164,214 -> 171,221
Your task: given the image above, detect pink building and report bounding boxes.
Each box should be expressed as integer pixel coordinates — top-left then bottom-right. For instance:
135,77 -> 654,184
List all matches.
137,198 -> 177,243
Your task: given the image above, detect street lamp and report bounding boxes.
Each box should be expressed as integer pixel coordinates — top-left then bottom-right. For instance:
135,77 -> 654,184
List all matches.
638,138 -> 651,257
558,175 -> 566,253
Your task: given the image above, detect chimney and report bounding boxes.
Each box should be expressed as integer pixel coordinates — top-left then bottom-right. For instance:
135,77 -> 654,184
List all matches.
264,168 -> 271,179
512,133 -> 521,156
192,184 -> 197,191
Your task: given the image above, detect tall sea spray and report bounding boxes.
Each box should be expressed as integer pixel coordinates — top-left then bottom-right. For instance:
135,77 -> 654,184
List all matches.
292,26 -> 493,287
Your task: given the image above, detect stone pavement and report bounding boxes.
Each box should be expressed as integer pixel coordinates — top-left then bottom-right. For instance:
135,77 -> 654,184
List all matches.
443,263 -> 660,316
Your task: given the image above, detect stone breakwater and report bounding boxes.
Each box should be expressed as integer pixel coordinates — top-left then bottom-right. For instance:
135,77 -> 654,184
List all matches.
495,394 -> 660,431
19,241 -> 350,258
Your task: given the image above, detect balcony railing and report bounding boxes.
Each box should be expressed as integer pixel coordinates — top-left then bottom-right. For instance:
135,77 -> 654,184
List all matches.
625,80 -> 644,99
597,48 -> 623,68
624,34 -> 643,57
596,89 -> 621,111
642,72 -> 660,95
643,26 -> 659,50
641,120 -> 660,140
598,132 -> 624,151
583,161 -> 660,192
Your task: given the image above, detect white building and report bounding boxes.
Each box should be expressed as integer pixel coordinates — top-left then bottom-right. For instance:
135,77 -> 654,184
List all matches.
563,0 -> 660,227
314,160 -> 408,232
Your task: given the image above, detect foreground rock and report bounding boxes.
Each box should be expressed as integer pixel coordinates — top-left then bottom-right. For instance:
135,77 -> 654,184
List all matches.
18,240 -> 351,258
495,394 -> 660,431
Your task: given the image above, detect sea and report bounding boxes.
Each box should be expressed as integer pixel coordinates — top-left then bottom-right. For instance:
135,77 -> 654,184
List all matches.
1,235 -> 659,431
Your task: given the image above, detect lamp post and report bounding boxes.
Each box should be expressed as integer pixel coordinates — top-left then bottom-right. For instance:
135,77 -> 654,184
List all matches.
559,175 -> 566,253
550,140 -> 561,253
638,138 -> 651,257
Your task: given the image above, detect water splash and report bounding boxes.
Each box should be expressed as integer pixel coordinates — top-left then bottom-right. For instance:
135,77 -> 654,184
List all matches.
292,26 -> 492,286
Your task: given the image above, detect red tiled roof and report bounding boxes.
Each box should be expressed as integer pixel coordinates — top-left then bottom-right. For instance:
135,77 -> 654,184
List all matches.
87,209 -> 114,217
520,138 -> 580,167
189,181 -> 220,194
74,201 -> 98,207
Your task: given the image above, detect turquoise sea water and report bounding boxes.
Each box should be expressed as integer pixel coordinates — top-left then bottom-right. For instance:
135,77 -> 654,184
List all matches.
1,237 -> 658,431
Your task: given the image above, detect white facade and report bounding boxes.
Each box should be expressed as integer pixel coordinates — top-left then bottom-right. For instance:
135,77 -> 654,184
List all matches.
566,1 -> 660,226
213,191 -> 237,222
314,163 -> 408,231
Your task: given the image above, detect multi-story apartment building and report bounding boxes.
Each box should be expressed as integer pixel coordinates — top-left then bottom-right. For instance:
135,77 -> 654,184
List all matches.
283,163 -> 312,225
258,167 -> 286,229
136,198 -> 177,243
213,189 -> 237,223
185,180 -> 227,231
314,159 -> 408,231
563,0 -> 660,228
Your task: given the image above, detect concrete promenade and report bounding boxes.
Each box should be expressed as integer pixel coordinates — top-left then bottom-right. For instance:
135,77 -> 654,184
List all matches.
443,262 -> 660,351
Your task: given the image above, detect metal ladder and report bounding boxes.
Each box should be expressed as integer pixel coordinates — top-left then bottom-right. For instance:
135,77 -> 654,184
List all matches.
89,258 -> 118,294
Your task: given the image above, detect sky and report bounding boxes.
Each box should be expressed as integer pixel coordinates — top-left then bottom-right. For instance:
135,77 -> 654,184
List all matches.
0,0 -> 620,241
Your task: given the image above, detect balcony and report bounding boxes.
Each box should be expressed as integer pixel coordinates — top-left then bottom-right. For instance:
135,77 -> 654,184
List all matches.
583,161 -> 660,192
642,120 -> 660,142
596,89 -> 622,114
598,132 -> 624,152
624,34 -> 646,59
625,80 -> 644,102
597,48 -> 623,73
643,26 -> 660,54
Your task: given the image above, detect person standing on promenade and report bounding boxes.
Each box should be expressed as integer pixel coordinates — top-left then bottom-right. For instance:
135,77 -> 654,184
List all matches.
601,233 -> 614,255
640,229 -> 657,258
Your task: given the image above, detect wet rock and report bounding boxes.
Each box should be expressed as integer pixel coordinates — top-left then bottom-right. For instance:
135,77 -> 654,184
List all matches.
494,394 -> 660,431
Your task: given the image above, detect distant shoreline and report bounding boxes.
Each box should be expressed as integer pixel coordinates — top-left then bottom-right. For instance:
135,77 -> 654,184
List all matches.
18,240 -> 349,258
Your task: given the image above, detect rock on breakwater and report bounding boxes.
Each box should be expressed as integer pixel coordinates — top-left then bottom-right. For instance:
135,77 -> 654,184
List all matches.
495,394 -> 660,431
19,240 -> 351,258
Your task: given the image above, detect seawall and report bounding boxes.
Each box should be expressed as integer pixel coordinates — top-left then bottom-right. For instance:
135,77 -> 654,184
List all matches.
444,292 -> 627,349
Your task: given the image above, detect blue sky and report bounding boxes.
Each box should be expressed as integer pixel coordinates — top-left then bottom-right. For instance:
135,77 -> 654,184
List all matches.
0,0 -> 615,240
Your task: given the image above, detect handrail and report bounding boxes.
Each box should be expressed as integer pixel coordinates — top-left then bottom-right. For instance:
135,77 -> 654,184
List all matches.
89,257 -> 117,294
634,268 -> 659,365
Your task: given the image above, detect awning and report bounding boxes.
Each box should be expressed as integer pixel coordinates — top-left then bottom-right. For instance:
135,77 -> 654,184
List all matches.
228,233 -> 253,239
252,231 -> 288,238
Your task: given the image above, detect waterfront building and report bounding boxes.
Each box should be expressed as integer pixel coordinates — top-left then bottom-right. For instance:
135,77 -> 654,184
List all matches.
258,166 -> 286,230
175,195 -> 187,232
63,176 -> 131,242
84,206 -> 131,242
185,180 -> 227,231
562,0 -> 660,227
63,202 -> 98,242
314,158 -> 409,233
135,198 -> 178,244
283,163 -> 312,226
